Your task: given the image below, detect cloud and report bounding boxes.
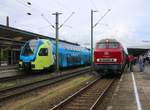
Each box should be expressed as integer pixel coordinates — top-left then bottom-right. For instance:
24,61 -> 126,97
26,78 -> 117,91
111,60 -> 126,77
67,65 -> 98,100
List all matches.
0,0 -> 150,48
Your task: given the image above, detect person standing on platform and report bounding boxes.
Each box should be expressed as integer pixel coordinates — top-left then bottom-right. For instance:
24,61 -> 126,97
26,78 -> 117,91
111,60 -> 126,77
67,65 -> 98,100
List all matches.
138,54 -> 145,72
128,55 -> 134,72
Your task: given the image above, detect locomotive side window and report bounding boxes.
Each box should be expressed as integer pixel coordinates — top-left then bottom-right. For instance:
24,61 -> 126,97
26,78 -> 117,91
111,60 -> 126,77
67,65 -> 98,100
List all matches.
39,48 -> 48,56
97,43 -> 105,48
109,42 -> 119,48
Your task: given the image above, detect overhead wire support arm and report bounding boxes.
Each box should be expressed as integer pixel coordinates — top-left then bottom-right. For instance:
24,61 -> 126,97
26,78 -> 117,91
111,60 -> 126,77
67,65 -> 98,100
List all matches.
41,14 -> 55,29
93,9 -> 111,28
59,12 -> 75,29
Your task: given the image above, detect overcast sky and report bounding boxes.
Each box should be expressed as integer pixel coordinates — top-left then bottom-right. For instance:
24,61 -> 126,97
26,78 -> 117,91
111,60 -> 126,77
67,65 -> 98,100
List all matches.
0,0 -> 150,48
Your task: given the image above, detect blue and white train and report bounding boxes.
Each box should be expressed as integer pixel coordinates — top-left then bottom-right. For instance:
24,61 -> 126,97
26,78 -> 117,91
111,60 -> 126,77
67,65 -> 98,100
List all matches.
19,39 -> 91,70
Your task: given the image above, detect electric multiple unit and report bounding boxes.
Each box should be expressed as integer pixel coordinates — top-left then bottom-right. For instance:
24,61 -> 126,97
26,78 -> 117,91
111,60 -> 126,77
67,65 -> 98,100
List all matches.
19,39 -> 90,71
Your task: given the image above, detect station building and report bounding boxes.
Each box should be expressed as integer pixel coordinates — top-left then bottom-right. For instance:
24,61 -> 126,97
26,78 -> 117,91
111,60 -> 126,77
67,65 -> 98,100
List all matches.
0,24 -> 51,67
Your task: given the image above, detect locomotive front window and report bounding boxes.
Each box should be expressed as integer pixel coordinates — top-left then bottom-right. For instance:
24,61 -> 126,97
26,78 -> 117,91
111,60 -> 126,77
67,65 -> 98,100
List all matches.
108,42 -> 119,48
22,40 -> 37,56
97,43 -> 106,48
39,48 -> 48,56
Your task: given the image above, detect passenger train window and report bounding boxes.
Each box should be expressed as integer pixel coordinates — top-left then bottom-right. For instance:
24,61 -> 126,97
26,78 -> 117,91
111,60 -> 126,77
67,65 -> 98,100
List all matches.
39,48 -> 48,56
97,43 -> 105,48
109,42 -> 119,48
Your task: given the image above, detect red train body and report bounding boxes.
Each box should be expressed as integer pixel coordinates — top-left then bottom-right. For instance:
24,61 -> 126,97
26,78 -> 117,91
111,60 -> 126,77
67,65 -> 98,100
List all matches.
94,38 -> 128,75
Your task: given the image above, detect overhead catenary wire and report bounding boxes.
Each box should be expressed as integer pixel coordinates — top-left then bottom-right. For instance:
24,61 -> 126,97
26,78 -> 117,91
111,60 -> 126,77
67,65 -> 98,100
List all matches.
93,9 -> 111,28
21,2 -> 74,42
15,0 -> 74,30
59,12 -> 75,29
41,14 -> 55,29
15,0 -> 43,15
15,0 -> 31,8
16,0 -> 71,15
15,0 -> 56,30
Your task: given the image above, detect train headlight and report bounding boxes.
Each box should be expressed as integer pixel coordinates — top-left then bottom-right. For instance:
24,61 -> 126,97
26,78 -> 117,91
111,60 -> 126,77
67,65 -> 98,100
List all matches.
113,58 -> 117,62
97,58 -> 100,62
19,61 -> 22,65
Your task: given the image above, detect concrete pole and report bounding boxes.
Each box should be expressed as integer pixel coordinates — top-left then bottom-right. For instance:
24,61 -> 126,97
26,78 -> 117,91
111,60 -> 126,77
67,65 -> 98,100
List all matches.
52,12 -> 62,73
91,10 -> 94,71
6,16 -> 9,27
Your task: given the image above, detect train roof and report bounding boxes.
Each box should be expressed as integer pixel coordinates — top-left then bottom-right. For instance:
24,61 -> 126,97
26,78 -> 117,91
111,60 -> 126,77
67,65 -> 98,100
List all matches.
39,39 -> 90,52
58,41 -> 89,52
96,38 -> 128,54
98,38 -> 119,43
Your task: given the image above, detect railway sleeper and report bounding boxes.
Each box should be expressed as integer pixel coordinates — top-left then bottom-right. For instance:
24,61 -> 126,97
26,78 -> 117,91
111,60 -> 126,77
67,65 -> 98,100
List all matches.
81,92 -> 101,95
80,93 -> 99,96
71,100 -> 95,104
72,97 -> 97,101
65,103 -> 93,107
85,89 -> 104,93
69,100 -> 96,106
77,96 -> 99,100
62,106 -> 91,110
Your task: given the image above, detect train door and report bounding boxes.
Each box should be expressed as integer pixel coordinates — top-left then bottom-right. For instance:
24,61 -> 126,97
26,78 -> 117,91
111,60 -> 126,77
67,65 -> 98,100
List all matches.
38,48 -> 49,68
59,52 -> 63,67
61,52 -> 67,68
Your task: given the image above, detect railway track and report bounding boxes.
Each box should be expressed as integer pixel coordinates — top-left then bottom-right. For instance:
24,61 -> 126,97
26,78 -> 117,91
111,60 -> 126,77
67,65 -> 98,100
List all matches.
0,73 -> 27,83
50,77 -> 115,110
0,68 -> 90,101
0,67 -> 90,83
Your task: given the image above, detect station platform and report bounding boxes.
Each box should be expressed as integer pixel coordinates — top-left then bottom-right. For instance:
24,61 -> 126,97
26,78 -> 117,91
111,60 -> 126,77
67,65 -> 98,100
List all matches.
108,65 -> 150,110
0,65 -> 18,78
0,65 -> 18,71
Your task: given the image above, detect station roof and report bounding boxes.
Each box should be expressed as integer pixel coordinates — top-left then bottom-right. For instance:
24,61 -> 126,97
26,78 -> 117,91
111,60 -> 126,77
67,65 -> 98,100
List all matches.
127,44 -> 150,56
127,45 -> 150,49
0,24 -> 50,40
0,24 -> 49,48
0,24 -> 79,50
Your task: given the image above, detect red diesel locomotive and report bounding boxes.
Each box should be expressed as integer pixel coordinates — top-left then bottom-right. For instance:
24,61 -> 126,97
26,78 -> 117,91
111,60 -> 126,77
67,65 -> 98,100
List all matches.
94,38 -> 128,75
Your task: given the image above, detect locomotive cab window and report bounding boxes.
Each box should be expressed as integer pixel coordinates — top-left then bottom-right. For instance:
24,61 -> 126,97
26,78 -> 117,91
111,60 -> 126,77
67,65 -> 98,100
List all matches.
39,48 -> 48,56
108,42 -> 119,48
96,43 -> 105,48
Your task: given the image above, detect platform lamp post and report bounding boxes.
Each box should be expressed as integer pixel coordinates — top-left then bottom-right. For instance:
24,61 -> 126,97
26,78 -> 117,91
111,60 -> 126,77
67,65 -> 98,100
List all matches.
52,12 -> 62,73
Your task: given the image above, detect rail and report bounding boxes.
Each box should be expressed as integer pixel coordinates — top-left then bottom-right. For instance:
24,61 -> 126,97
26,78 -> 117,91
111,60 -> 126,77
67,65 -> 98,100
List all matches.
0,68 -> 90,101
50,77 -> 115,110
